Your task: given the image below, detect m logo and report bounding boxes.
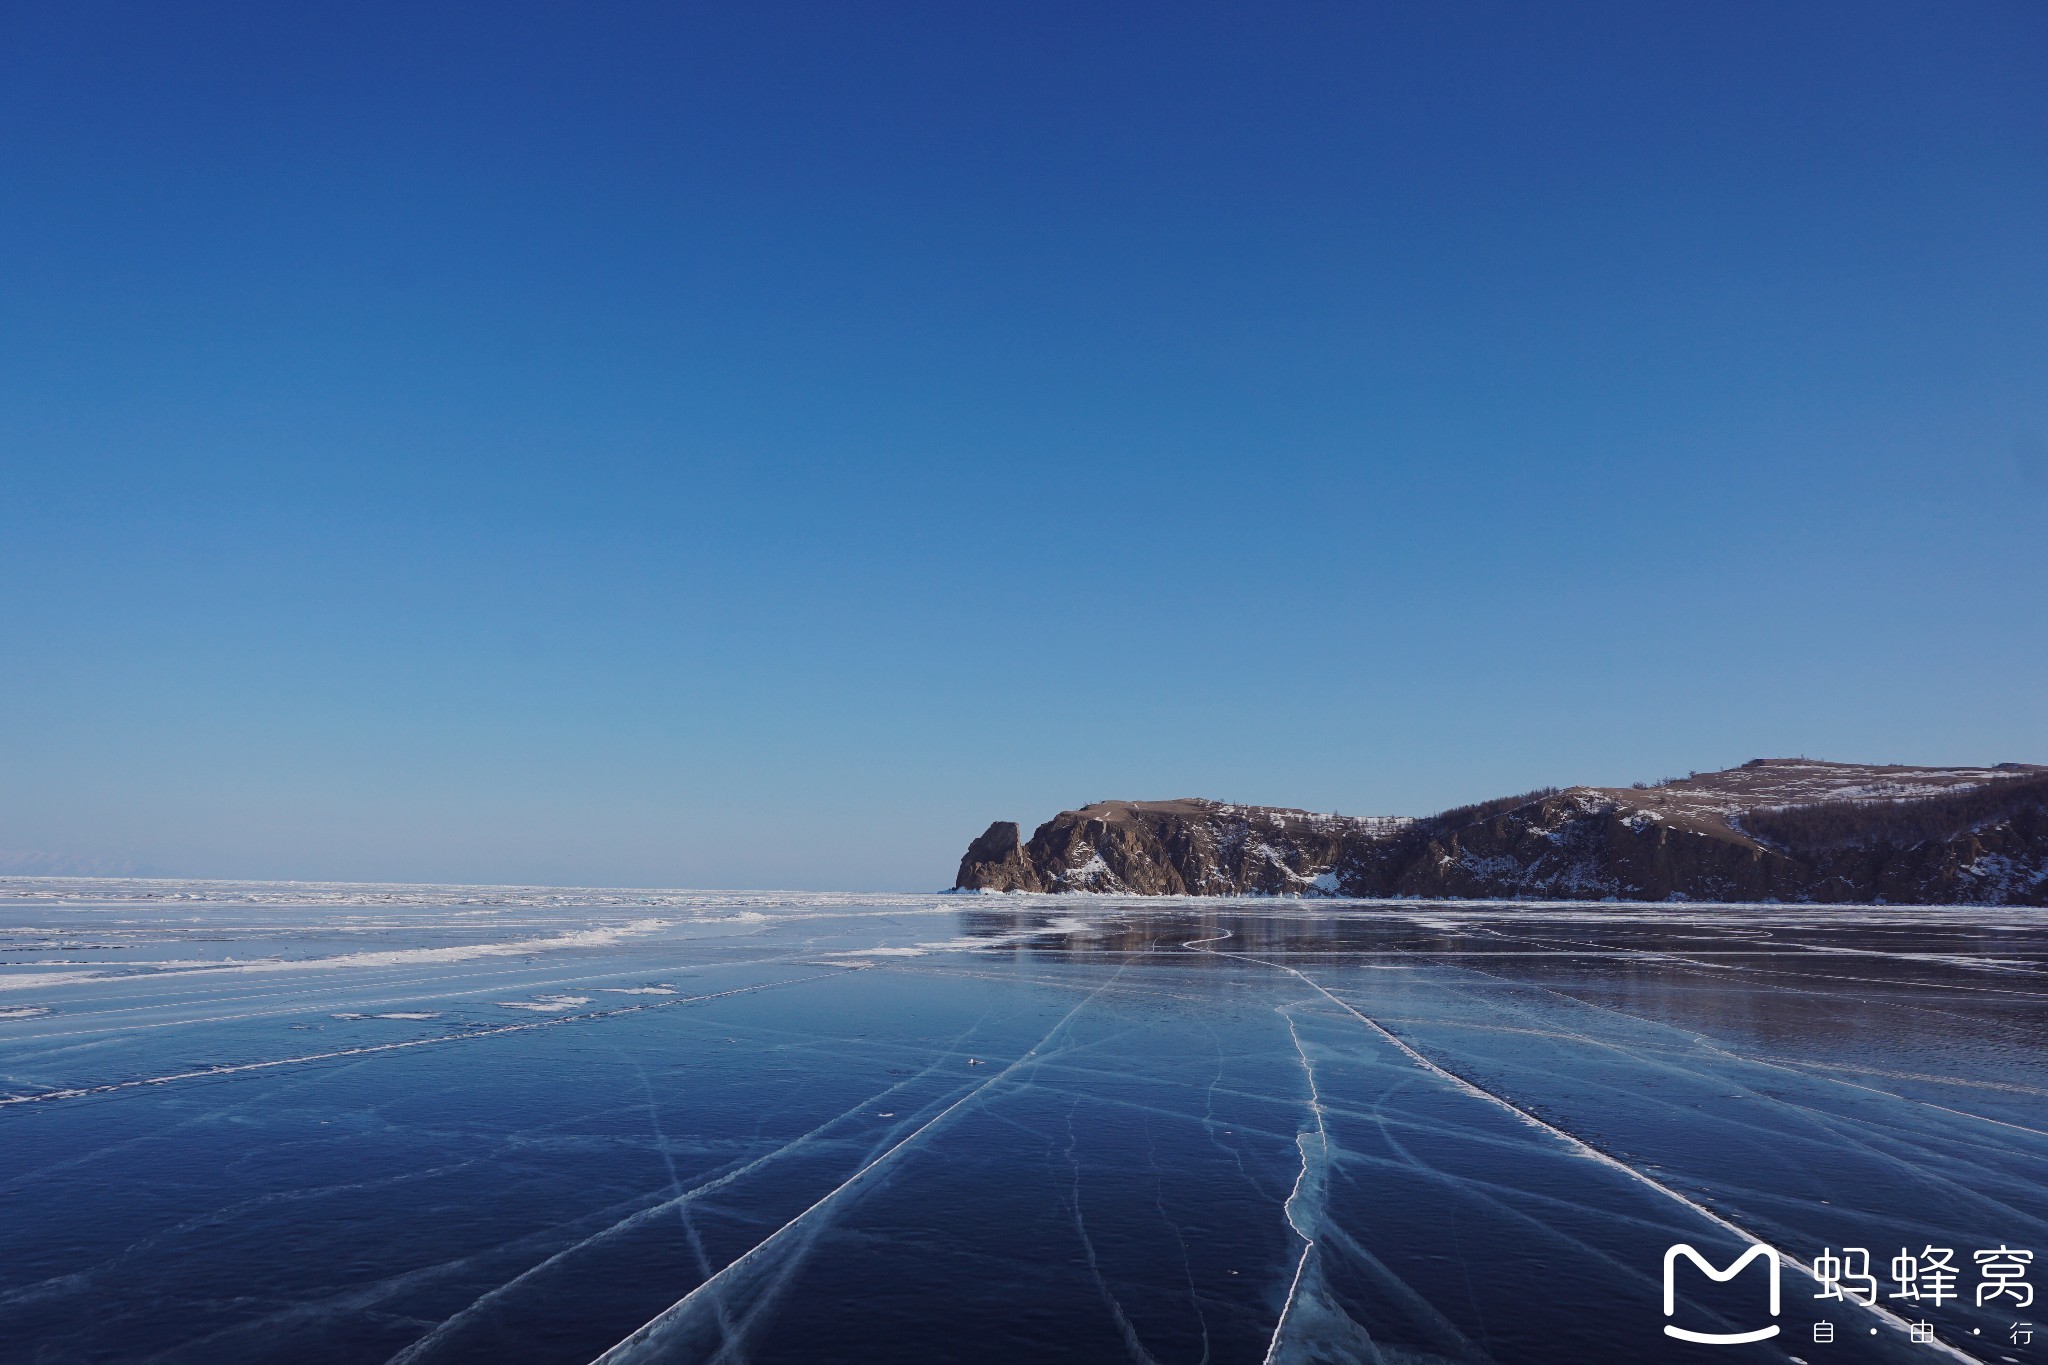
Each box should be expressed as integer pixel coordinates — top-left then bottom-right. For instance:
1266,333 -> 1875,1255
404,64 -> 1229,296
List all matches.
1663,1243 -> 1781,1344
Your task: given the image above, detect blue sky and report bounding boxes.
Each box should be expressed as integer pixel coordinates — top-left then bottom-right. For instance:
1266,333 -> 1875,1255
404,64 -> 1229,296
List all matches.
3,1 -> 2044,889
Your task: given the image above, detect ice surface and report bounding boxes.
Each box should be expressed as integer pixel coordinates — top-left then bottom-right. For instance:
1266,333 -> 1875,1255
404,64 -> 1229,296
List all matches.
1,878 -> 2043,1363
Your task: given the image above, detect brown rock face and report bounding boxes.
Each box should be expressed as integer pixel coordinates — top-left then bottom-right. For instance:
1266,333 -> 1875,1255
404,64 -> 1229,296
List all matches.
1340,789 -> 1810,901
955,798 -> 1408,896
955,821 -> 1044,893
956,760 -> 2048,904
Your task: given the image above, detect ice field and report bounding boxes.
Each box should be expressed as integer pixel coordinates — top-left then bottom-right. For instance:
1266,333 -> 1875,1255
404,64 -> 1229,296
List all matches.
2,880 -> 2044,1363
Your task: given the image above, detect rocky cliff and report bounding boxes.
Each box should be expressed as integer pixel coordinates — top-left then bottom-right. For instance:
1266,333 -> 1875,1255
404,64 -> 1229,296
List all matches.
955,759 -> 2048,905
954,799 -> 1411,896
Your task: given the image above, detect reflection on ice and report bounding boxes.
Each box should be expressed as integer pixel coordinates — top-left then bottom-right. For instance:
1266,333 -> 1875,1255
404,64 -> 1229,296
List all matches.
0,878 -> 2042,1363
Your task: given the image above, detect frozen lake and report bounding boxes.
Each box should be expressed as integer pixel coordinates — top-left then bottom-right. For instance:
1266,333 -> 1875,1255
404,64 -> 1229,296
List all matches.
2,880 -> 2044,1363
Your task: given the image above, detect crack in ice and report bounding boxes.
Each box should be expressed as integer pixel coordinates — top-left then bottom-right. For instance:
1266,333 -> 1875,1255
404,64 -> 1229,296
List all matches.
587,969 -> 1130,1364
1183,931 -> 1984,1365
1263,1008 -> 1331,1365
0,972 -> 846,1108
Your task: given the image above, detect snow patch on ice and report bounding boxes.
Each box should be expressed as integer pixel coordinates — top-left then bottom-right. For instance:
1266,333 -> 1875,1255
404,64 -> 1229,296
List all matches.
0,920 -> 668,992
0,971 -> 105,994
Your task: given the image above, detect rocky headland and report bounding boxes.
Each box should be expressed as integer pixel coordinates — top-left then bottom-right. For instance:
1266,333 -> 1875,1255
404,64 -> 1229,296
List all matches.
955,759 -> 2048,904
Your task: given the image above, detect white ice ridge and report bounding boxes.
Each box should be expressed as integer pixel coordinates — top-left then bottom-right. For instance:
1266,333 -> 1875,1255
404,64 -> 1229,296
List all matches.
0,875 -> 951,913
0,972 -> 845,1109
0,920 -> 669,993
1180,931 -> 1984,1365
587,969 -> 1130,1365
816,915 -> 1091,960
1264,1011 -> 1330,1365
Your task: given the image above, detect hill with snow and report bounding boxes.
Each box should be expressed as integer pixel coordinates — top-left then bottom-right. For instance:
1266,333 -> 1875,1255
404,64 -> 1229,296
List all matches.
956,759 -> 2048,904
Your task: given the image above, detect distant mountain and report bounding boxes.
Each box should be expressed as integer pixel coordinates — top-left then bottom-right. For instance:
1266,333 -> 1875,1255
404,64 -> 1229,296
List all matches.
955,759 -> 2048,904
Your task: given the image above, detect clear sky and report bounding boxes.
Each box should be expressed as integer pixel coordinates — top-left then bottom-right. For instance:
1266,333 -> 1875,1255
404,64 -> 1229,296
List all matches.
3,2 -> 2044,890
